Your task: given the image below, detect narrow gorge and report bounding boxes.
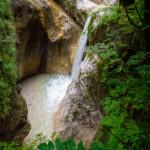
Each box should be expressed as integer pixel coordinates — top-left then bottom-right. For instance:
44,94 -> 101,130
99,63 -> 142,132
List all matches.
0,0 -> 150,149
0,0 -> 113,145
21,11 -> 92,142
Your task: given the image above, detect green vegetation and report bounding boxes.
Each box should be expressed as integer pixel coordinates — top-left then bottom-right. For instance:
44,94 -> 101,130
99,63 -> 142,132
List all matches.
87,44 -> 150,150
0,0 -> 17,118
0,0 -> 150,149
38,139 -> 85,150
64,0 -> 74,14
0,138 -> 85,150
86,1 -> 150,149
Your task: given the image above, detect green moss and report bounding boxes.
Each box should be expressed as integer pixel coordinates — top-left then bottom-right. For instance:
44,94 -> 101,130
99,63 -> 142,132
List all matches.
73,111 -> 78,121
64,0 -> 74,14
88,3 -> 142,45
0,0 -> 17,118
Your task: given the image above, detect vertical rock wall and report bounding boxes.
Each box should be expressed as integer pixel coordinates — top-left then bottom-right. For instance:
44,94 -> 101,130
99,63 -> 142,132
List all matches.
53,56 -> 103,147
54,0 -> 117,26
0,91 -> 31,144
12,0 -> 81,79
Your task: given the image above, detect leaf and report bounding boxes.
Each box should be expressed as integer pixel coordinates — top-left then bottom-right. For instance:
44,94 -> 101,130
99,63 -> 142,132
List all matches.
48,141 -> 55,150
117,142 -> 124,149
77,141 -> 85,150
63,139 -> 76,150
55,139 -> 65,150
38,143 -> 48,150
91,141 -> 101,150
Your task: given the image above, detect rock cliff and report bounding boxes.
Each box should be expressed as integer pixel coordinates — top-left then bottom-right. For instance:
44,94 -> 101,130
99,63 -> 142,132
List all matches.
0,91 -> 31,145
54,0 -> 117,26
11,0 -> 116,79
6,0 -> 117,146
53,56 -> 103,147
12,0 -> 81,79
53,0 -> 117,147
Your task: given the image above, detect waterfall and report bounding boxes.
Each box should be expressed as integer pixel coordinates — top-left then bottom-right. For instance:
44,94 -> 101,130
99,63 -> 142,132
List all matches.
71,15 -> 92,78
22,15 -> 92,141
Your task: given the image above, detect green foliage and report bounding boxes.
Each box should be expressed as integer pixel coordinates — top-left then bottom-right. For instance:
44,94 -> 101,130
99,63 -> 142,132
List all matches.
88,0 -> 144,45
64,0 -> 74,14
0,139 -> 85,150
86,31 -> 150,150
87,42 -> 150,149
38,139 -> 85,150
86,1 -> 150,149
0,141 -> 21,150
0,141 -> 35,150
0,0 -> 17,118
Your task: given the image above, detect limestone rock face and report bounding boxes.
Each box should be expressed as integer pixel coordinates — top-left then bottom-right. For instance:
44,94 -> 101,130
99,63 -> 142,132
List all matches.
53,56 -> 103,147
0,91 -> 31,144
54,0 -> 117,26
91,0 -> 117,4
12,0 -> 81,79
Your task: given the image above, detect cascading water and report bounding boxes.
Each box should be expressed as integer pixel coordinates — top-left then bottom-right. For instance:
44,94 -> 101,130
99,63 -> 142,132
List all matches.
21,16 -> 91,141
21,74 -> 71,140
71,15 -> 92,78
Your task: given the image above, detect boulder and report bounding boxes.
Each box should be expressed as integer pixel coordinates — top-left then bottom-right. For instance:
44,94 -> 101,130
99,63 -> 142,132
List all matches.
53,55 -> 103,147
0,91 -> 31,145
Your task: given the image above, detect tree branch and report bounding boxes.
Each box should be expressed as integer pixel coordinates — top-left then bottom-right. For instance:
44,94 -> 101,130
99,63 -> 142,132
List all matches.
134,2 -> 144,25
125,8 -> 141,29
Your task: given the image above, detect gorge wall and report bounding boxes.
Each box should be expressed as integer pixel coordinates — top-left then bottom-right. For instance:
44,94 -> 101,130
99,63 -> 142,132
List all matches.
1,0 -> 148,149
0,91 -> 31,144
54,0 -> 117,26
53,56 -> 103,147
0,0 -> 116,146
52,0 -> 117,147
12,0 -> 116,79
12,0 -> 81,79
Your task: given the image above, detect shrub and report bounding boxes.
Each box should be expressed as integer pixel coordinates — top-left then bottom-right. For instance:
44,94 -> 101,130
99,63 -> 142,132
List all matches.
86,2 -> 150,149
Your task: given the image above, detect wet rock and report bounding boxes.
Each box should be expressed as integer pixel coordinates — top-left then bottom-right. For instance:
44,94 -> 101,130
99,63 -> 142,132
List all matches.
53,56 -> 103,147
0,91 -> 31,145
11,0 -> 81,79
54,0 -> 117,26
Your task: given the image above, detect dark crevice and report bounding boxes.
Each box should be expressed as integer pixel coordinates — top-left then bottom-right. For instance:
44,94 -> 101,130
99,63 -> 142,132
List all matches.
58,41 -> 62,56
24,19 -> 43,57
39,33 -> 49,73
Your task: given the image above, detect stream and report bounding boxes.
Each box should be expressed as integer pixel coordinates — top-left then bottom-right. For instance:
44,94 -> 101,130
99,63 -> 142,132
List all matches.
21,74 -> 71,140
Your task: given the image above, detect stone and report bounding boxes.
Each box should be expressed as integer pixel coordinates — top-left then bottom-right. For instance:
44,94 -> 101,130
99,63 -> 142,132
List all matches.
11,0 -> 81,79
0,91 -> 31,145
53,55 -> 103,147
54,0 -> 117,26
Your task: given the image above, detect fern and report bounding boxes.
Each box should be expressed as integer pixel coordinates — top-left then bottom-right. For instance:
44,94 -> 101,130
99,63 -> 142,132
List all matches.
37,139 -> 85,150
86,2 -> 150,149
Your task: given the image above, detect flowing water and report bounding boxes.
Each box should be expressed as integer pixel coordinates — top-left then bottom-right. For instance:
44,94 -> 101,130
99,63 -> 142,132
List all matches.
21,16 -> 91,141
71,15 -> 91,78
21,74 -> 71,140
